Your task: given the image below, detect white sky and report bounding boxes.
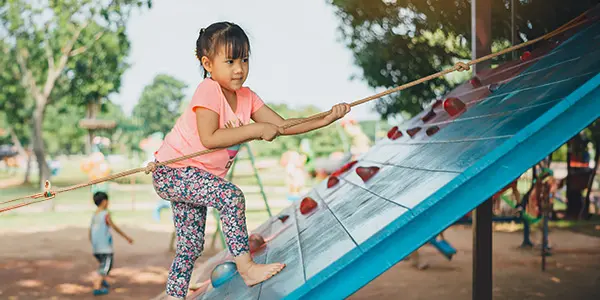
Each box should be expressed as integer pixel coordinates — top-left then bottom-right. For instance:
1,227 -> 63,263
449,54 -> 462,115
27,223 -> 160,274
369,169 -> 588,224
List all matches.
112,0 -> 383,120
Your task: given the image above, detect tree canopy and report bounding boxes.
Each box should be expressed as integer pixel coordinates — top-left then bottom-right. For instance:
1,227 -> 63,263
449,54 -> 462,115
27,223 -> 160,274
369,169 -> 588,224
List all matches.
328,0 -> 600,118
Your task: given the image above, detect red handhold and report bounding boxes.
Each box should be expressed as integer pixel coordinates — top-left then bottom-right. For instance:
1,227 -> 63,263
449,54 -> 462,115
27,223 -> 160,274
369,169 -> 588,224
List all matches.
327,176 -> 340,188
470,77 -> 482,87
421,110 -> 436,123
407,127 -> 421,137
249,234 -> 266,253
426,126 -> 440,136
387,126 -> 403,140
338,160 -> 358,174
520,51 -> 532,62
443,97 -> 466,117
278,215 -> 289,223
300,197 -> 318,215
356,166 -> 380,183
432,99 -> 443,109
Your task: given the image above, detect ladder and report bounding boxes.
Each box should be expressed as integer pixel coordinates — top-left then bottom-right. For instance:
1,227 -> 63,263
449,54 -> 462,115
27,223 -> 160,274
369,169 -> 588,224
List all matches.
209,143 -> 272,249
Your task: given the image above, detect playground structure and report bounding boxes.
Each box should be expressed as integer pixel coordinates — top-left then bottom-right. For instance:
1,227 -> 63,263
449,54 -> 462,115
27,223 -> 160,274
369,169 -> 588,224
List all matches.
1,3 -> 599,300
152,6 -> 600,300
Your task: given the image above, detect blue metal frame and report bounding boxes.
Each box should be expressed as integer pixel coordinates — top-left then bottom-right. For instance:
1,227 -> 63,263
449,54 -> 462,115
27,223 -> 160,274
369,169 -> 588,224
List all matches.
286,74 -> 600,300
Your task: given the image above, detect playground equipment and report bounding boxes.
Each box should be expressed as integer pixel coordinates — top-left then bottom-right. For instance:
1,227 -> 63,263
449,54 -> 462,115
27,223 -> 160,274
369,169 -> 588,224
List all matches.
168,10 -> 600,300
80,140 -> 111,193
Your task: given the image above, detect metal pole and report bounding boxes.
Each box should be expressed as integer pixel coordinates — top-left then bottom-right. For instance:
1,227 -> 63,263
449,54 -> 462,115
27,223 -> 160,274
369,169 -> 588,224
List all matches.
511,0 -> 517,60
472,1 -> 492,299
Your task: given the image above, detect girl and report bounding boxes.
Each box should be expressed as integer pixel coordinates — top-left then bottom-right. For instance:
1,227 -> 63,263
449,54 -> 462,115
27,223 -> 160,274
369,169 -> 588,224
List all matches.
152,21 -> 350,299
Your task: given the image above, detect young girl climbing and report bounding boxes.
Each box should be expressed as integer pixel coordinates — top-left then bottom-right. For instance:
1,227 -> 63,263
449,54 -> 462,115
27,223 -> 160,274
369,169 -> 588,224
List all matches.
152,21 -> 350,299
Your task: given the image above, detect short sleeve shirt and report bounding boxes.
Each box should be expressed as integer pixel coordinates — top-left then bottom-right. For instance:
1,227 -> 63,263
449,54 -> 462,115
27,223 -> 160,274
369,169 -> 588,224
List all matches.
154,78 -> 264,178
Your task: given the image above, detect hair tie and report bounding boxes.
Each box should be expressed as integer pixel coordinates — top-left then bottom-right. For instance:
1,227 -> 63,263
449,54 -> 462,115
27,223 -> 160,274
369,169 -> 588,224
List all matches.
199,28 -> 206,35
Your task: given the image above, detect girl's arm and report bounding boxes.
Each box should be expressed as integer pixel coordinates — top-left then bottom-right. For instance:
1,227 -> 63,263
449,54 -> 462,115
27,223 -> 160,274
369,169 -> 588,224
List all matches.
196,108 -> 278,148
251,103 -> 350,136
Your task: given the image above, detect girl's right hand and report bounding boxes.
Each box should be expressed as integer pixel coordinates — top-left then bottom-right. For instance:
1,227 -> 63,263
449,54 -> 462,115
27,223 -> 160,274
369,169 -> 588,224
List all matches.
259,123 -> 284,141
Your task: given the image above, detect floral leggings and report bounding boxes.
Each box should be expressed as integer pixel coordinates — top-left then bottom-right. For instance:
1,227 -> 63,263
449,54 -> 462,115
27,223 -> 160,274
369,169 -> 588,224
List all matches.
152,163 -> 250,298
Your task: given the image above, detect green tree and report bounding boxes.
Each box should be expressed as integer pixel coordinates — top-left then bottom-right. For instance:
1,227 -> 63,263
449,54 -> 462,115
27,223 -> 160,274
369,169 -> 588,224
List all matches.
0,0 -> 151,189
132,74 -> 188,137
328,0 -> 600,118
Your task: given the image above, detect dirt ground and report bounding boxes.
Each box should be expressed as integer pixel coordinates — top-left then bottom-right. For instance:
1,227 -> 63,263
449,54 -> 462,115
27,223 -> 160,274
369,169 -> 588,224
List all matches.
1,225 -> 599,300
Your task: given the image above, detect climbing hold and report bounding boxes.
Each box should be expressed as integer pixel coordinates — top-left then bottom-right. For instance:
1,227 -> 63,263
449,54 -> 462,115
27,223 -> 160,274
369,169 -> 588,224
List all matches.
249,234 -> 266,253
332,160 -> 358,177
432,99 -> 443,109
520,51 -> 532,62
327,176 -> 340,188
278,214 -> 289,223
356,166 -> 380,183
421,110 -> 436,123
426,126 -> 440,136
443,97 -> 466,117
387,126 -> 403,140
469,77 -> 482,88
300,197 -> 318,215
407,127 -> 421,137
211,261 -> 238,288
488,83 -> 499,93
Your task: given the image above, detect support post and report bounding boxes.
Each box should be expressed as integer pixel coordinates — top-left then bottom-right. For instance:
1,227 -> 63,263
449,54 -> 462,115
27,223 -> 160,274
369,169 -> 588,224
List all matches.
471,0 -> 492,74
473,198 -> 493,300
472,1 -> 492,300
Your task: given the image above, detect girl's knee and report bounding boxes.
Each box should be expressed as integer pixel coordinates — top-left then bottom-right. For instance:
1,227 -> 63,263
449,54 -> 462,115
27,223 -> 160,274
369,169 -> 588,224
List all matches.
223,182 -> 245,209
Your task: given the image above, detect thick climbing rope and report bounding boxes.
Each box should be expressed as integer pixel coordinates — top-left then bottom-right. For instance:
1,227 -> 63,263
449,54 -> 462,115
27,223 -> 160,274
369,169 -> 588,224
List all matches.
0,13 -> 592,213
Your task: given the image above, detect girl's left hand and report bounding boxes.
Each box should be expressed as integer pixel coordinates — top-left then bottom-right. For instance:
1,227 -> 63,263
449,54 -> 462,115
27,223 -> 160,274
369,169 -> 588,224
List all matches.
324,103 -> 351,124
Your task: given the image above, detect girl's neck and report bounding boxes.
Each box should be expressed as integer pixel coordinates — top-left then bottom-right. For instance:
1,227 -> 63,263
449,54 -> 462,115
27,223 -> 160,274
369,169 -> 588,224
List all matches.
221,86 -> 237,111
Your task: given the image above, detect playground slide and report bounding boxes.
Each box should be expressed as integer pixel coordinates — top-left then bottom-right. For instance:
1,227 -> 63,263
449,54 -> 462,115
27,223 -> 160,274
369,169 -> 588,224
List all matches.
154,8 -> 600,300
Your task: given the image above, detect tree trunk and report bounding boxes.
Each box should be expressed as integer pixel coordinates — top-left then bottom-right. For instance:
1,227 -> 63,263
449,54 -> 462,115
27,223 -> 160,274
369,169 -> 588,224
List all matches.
32,104 -> 51,190
85,100 -> 99,154
8,127 -> 26,156
24,146 -> 32,184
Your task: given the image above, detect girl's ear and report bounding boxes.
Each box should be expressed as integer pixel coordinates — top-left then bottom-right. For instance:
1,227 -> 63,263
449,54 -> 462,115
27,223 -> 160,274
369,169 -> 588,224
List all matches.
201,56 -> 212,73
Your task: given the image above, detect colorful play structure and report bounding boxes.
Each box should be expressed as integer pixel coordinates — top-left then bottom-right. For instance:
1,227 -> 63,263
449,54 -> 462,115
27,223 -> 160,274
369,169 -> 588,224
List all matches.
151,5 -> 600,300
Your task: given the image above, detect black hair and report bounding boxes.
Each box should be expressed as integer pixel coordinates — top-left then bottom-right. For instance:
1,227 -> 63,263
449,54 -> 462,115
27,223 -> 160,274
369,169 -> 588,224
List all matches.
195,21 -> 251,78
93,191 -> 109,207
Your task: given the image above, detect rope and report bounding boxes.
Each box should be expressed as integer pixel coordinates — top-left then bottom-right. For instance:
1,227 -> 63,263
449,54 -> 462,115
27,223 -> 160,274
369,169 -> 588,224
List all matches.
0,13 -> 591,213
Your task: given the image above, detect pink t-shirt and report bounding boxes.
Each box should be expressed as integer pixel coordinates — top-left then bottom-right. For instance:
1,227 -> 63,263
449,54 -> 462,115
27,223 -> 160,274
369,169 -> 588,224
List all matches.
154,78 -> 264,178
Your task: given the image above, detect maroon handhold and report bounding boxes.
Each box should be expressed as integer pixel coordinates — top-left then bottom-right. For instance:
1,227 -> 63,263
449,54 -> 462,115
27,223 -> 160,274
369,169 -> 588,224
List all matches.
327,176 -> 340,188
470,77 -> 482,87
432,99 -> 443,109
278,215 -> 289,223
443,97 -> 466,117
426,126 -> 440,136
407,127 -> 421,137
333,160 -> 358,177
300,197 -> 318,215
387,126 -> 403,140
249,234 -> 265,253
520,51 -> 532,62
421,110 -> 436,123
356,166 -> 380,183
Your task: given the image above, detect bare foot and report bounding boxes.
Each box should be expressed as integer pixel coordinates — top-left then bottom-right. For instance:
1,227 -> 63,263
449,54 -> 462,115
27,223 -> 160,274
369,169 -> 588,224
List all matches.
239,262 -> 286,286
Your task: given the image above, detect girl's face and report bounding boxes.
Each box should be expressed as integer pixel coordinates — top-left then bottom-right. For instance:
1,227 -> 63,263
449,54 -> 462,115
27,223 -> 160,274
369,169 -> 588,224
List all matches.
202,46 -> 249,92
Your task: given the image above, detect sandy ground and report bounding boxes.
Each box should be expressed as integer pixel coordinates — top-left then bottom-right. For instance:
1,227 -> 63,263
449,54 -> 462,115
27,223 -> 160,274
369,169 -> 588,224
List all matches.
1,225 -> 599,300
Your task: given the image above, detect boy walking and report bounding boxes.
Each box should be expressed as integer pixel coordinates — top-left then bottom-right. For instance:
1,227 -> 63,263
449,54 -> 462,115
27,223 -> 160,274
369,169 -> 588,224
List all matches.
90,191 -> 134,296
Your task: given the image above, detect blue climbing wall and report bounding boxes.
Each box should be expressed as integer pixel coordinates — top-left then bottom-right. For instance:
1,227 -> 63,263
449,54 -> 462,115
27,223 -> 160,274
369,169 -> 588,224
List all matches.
165,9 -> 600,300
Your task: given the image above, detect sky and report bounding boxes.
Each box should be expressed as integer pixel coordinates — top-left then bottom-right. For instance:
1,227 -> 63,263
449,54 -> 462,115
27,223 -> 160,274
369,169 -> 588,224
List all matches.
112,0 -> 383,121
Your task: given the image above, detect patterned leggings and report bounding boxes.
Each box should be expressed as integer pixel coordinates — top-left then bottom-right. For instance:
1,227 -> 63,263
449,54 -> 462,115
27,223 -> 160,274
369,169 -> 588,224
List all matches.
152,164 -> 249,298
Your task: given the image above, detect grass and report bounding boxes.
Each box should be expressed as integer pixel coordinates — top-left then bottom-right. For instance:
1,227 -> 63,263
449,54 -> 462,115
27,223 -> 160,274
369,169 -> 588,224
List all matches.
0,209 -> 275,232
0,155 -> 299,209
